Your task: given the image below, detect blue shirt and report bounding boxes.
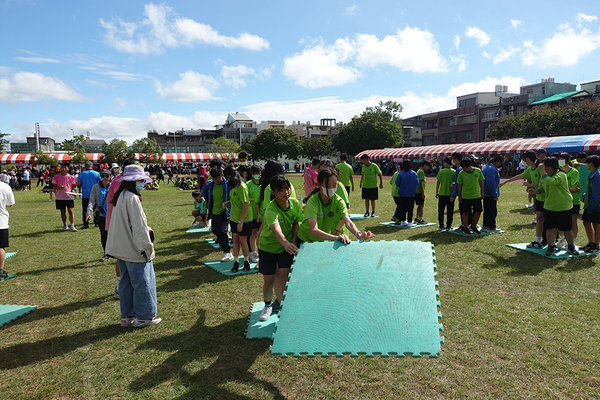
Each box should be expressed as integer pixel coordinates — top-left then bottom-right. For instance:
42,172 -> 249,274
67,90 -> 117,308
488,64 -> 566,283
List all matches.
450,166 -> 463,199
77,169 -> 101,198
482,163 -> 500,198
395,169 -> 419,197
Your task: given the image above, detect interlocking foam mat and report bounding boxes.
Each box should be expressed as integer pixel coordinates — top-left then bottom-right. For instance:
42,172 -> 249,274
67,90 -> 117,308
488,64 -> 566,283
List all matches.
443,227 -> 504,237
269,240 -> 443,357
186,226 -> 211,234
1,253 -> 18,283
507,243 -> 597,259
379,222 -> 436,229
0,304 -> 37,328
204,238 -> 221,249
203,257 -> 259,276
349,214 -> 379,220
246,301 -> 280,339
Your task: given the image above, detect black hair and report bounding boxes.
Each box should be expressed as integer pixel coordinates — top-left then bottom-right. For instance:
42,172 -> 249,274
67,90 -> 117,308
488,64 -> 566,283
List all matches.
577,152 -> 588,160
111,180 -> 140,207
543,156 -> 560,172
238,151 -> 248,159
123,158 -> 136,169
460,158 -> 473,168
451,152 -> 463,161
491,155 -> 504,164
270,175 -> 291,192
191,190 -> 201,198
306,167 -> 339,202
536,148 -> 547,154
340,153 -> 348,161
360,154 -> 369,160
559,152 -> 572,166
443,157 -> 452,166
402,160 -> 413,171
319,159 -> 337,172
522,151 -> 538,165
250,165 -> 261,175
422,161 -> 432,168
312,158 -> 321,166
210,165 -> 223,178
61,163 -> 70,168
209,159 -> 223,169
225,166 -> 242,189
260,160 -> 285,201
586,155 -> 600,168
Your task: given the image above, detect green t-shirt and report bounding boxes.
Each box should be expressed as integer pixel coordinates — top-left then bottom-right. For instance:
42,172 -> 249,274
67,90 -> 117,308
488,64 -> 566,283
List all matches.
390,171 -> 400,197
457,168 -> 484,200
336,183 -> 349,206
522,166 -> 545,202
577,164 -> 590,202
436,167 -> 456,197
298,193 -> 348,243
194,198 -> 205,214
540,171 -> 573,212
336,162 -> 354,187
565,167 -> 580,206
229,182 -> 252,223
416,168 -> 426,194
259,183 -> 297,216
259,198 -> 304,254
246,179 -> 261,220
361,163 -> 381,189
211,183 -> 225,215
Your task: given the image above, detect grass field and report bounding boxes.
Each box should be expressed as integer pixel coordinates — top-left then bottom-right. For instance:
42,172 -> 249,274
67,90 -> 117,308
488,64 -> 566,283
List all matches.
1,175 -> 599,399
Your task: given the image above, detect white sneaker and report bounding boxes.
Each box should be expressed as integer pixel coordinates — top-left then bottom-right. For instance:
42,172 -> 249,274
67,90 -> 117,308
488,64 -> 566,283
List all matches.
70,226 -> 77,232
532,217 -> 537,224
221,252 -> 234,262
113,285 -> 120,300
258,304 -> 272,321
556,237 -> 568,249
399,221 -> 409,227
61,225 -> 68,231
249,252 -> 259,263
132,317 -> 162,328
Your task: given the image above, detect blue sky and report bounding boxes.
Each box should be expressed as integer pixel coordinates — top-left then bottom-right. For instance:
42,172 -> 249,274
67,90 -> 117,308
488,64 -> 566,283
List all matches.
1,0 -> 600,146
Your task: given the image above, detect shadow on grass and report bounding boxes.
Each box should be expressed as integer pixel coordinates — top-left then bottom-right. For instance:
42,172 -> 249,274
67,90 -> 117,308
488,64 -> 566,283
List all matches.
509,207 -> 535,215
129,309 -> 284,400
478,249 -> 557,276
11,229 -> 66,239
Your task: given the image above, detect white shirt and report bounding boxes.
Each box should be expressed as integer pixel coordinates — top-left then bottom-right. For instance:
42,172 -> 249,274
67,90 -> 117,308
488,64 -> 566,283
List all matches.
0,182 -> 15,229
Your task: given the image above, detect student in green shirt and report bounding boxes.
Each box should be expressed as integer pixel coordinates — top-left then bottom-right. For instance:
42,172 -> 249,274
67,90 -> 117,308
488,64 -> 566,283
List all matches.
191,190 -> 207,228
435,157 -> 455,230
257,175 -> 303,321
359,154 -> 383,218
457,157 -> 484,235
246,165 -> 262,263
223,166 -> 253,272
574,152 -> 591,203
390,168 -> 401,223
415,161 -> 431,224
561,153 -> 580,245
336,153 -> 355,194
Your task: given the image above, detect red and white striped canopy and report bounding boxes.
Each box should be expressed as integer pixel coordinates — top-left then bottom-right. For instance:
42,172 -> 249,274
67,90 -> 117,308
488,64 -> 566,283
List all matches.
0,153 -> 236,165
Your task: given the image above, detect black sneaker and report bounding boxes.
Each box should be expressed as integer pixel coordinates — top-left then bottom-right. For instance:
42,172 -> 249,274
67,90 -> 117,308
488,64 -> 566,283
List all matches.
471,226 -> 481,235
438,225 -> 445,231
271,299 -> 282,313
0,269 -> 8,281
545,245 -> 557,257
230,261 -> 239,273
586,244 -> 600,254
541,240 -> 548,247
526,241 -> 543,249
580,242 -> 593,252
363,211 -> 370,218
462,227 -> 472,235
371,212 -> 376,218
242,261 -> 250,272
566,245 -> 579,256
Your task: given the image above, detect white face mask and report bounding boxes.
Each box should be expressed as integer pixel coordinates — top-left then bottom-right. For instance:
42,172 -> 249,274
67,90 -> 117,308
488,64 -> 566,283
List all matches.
136,182 -> 145,191
558,159 -> 566,167
321,186 -> 336,198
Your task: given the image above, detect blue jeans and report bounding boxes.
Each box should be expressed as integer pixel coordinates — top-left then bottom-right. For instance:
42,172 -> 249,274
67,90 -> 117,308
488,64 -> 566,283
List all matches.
118,259 -> 158,320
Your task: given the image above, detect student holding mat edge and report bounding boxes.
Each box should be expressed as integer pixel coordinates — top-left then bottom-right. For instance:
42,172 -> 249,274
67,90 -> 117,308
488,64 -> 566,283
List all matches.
223,166 -> 253,273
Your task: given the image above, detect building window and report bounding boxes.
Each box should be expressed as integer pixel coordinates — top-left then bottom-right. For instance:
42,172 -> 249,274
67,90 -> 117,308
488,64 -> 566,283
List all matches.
458,98 -> 476,107
485,110 -> 496,120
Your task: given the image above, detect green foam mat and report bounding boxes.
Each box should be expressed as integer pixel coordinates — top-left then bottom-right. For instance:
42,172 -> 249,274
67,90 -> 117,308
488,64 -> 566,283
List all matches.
204,239 -> 221,249
1,274 -> 17,282
379,222 -> 436,229
270,240 -> 443,357
246,302 -> 280,339
349,214 -> 379,220
186,226 -> 211,234
443,227 -> 504,237
203,257 -> 259,276
507,243 -> 596,259
0,304 -> 37,328
5,252 -> 16,259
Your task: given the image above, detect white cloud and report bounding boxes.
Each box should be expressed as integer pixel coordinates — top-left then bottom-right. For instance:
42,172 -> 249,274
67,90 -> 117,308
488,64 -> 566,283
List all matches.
510,19 -> 522,29
86,80 -> 107,88
220,65 -> 255,89
155,70 -> 221,102
14,56 -> 60,63
482,51 -> 491,59
520,27 -> 600,67
283,39 -> 360,88
454,35 -> 460,50
450,55 -> 467,72
0,71 -> 85,103
100,3 -> 269,54
114,97 -> 127,107
465,26 -> 491,46
577,13 -> 598,23
493,46 -> 521,64
345,5 -> 357,15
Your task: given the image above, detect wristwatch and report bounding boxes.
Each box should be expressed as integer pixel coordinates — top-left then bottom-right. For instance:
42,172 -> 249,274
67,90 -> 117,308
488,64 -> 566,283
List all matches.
238,220 -> 242,224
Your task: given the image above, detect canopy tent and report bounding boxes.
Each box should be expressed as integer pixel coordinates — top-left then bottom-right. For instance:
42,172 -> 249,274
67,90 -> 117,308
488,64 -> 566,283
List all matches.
0,152 -> 236,165
354,134 -> 600,161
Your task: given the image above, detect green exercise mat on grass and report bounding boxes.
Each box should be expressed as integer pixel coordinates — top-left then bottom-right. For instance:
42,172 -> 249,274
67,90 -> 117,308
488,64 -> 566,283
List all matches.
349,214 -> 379,220
203,257 -> 259,276
379,222 -> 436,229
186,226 -> 211,234
270,240 -> 443,357
0,304 -> 37,328
507,243 -> 596,259
204,238 -> 221,249
246,302 -> 279,339
5,252 -> 16,259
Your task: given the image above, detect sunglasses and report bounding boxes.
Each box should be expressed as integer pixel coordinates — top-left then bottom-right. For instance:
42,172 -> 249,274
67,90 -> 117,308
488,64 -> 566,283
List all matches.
101,174 -> 110,178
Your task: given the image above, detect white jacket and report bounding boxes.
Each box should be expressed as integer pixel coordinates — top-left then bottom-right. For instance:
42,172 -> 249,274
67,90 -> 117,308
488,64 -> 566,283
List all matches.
106,190 -> 155,263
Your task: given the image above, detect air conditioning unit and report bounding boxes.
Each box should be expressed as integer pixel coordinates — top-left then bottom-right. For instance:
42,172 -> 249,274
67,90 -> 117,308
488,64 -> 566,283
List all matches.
508,106 -> 514,111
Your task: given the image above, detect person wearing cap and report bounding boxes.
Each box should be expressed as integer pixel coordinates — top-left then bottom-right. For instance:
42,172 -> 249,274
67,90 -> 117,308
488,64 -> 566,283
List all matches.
86,170 -> 112,261
105,164 -> 161,328
111,163 -> 120,179
77,161 -> 101,229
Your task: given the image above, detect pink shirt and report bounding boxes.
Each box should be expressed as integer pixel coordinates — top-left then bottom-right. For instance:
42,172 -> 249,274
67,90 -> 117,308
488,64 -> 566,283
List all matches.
51,174 -> 76,200
304,167 -> 318,196
105,175 -> 123,231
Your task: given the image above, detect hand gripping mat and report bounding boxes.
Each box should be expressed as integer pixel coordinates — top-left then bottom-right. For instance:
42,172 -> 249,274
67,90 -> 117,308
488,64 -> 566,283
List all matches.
379,222 -> 436,229
246,302 -> 280,339
203,257 -> 259,276
270,240 -> 443,357
507,243 -> 597,259
186,226 -> 211,234
0,305 -> 37,328
349,214 -> 379,220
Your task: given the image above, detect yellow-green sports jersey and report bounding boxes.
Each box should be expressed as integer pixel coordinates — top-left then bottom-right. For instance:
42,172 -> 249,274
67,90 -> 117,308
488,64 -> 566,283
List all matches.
416,168 -> 426,194
336,183 -> 349,206
361,163 -> 381,189
436,167 -> 455,197
246,179 -> 261,220
390,171 -> 400,197
298,193 -> 348,243
540,171 -> 573,212
522,166 -> 545,202
258,183 -> 297,217
259,198 -> 303,254
229,182 -> 253,223
565,167 -> 580,206
336,162 -> 354,187
211,183 -> 225,215
457,168 -> 485,199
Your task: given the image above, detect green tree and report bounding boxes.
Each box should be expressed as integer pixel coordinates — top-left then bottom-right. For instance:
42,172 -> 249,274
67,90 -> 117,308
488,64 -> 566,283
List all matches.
365,100 -> 403,123
102,139 -> 130,165
244,128 -> 300,161
210,137 -> 241,154
32,151 -> 59,169
300,137 -> 337,159
62,134 -> 89,164
132,138 -> 164,164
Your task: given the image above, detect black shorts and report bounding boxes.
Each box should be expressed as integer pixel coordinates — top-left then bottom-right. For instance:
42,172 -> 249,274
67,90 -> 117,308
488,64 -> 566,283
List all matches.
461,198 -> 483,213
535,199 -> 545,213
344,186 -> 351,195
362,187 -> 378,200
414,192 -> 425,206
56,199 -> 75,210
230,221 -> 252,236
258,249 -> 294,275
22,180 -> 30,186
0,228 -> 9,248
572,204 -> 581,215
252,219 -> 262,230
544,209 -> 573,231
582,210 -> 600,224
